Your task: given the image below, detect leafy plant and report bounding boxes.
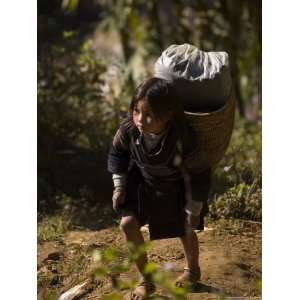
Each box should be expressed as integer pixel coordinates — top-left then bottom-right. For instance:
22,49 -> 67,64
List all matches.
38,38 -> 117,150
91,243 -> 189,299
210,116 -> 261,221
38,213 -> 72,242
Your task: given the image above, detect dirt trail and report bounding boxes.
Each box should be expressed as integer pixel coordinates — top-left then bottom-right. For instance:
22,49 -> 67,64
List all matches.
38,220 -> 261,300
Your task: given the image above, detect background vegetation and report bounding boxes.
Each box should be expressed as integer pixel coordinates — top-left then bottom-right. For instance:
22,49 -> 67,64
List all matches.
38,0 -> 261,225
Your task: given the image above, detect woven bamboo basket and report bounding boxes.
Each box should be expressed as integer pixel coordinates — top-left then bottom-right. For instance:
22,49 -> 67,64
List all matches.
184,87 -> 236,171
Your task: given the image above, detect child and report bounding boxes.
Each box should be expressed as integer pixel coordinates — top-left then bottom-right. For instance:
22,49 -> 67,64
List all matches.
107,77 -> 211,299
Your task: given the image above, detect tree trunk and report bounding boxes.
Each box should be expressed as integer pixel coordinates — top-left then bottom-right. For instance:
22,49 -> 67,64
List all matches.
221,0 -> 246,118
156,0 -> 178,49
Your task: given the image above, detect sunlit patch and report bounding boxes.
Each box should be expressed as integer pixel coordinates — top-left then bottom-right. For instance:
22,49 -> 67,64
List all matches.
173,154 -> 182,167
58,280 -> 89,300
92,250 -> 101,263
146,116 -> 152,124
224,165 -> 232,172
141,224 -> 149,233
203,226 -> 214,231
64,204 -> 71,211
162,262 -> 174,271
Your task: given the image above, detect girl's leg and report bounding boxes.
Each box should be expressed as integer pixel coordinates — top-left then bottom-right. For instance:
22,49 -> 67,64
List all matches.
179,230 -> 200,271
177,231 -> 201,285
120,215 -> 155,299
120,215 -> 149,279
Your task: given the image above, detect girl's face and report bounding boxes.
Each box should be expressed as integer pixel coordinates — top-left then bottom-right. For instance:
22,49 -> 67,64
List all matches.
132,99 -> 170,134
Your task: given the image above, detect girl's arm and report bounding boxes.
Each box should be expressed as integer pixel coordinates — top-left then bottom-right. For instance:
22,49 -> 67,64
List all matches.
184,168 -> 211,215
181,121 -> 212,216
107,125 -> 131,187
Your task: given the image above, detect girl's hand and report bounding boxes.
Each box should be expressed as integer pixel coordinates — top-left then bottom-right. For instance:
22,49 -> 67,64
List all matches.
112,187 -> 126,213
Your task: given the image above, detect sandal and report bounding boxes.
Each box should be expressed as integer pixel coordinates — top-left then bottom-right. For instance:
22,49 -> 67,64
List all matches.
174,267 -> 201,289
125,280 -> 156,300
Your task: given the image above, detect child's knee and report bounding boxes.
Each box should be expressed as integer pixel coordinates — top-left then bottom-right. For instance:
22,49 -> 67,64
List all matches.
119,215 -> 139,233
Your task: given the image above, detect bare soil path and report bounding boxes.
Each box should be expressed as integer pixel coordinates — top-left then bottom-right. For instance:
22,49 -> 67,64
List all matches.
38,219 -> 261,300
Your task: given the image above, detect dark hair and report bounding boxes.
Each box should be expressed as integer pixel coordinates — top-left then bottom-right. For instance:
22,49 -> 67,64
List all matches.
129,77 -> 184,122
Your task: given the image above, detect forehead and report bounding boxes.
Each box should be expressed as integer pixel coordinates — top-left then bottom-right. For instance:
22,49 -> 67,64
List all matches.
135,99 -> 153,113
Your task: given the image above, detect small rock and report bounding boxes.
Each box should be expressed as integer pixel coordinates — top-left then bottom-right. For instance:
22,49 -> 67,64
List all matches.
174,253 -> 184,260
37,265 -> 48,275
44,251 -> 63,262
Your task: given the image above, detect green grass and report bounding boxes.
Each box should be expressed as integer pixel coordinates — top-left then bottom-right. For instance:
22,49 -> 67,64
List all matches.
38,214 -> 71,242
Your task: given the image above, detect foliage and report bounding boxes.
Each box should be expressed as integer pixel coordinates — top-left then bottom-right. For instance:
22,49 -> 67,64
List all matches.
92,243 -> 189,299
38,39 -> 118,150
209,116 -> 262,221
38,212 -> 72,242
97,0 -> 261,117
210,183 -> 261,220
37,35 -> 134,211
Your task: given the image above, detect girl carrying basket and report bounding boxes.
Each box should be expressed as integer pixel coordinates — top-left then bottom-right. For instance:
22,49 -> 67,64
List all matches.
107,77 -> 212,299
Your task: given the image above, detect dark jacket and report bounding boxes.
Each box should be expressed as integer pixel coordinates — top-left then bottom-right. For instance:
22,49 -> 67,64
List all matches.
107,117 -> 211,203
107,117 -> 211,239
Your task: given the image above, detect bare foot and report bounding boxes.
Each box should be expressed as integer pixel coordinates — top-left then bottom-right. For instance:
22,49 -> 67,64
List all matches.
125,280 -> 155,300
175,267 -> 201,289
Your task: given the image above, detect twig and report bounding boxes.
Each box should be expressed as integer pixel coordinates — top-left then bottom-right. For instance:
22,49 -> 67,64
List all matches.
235,218 -> 262,225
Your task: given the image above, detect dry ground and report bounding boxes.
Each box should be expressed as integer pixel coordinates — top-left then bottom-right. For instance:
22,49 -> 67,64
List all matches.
37,217 -> 261,300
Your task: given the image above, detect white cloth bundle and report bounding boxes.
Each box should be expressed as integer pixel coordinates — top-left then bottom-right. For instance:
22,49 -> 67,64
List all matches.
154,44 -> 232,111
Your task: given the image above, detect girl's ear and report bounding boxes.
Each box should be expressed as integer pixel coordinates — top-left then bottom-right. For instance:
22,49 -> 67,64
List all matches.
161,112 -> 173,126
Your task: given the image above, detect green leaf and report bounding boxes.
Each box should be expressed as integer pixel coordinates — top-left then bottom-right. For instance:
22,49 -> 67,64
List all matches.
103,248 -> 118,262
102,292 -> 122,300
94,267 -> 107,278
61,0 -> 79,12
144,262 -> 159,274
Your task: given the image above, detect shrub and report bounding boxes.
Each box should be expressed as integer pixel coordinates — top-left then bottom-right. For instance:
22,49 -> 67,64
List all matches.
38,39 -> 117,150
91,243 -> 189,299
209,116 -> 262,221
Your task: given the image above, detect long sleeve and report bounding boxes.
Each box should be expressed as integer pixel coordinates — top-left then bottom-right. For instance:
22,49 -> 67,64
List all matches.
181,166 -> 212,215
179,120 -> 212,215
107,125 -> 131,175
188,168 -> 211,202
